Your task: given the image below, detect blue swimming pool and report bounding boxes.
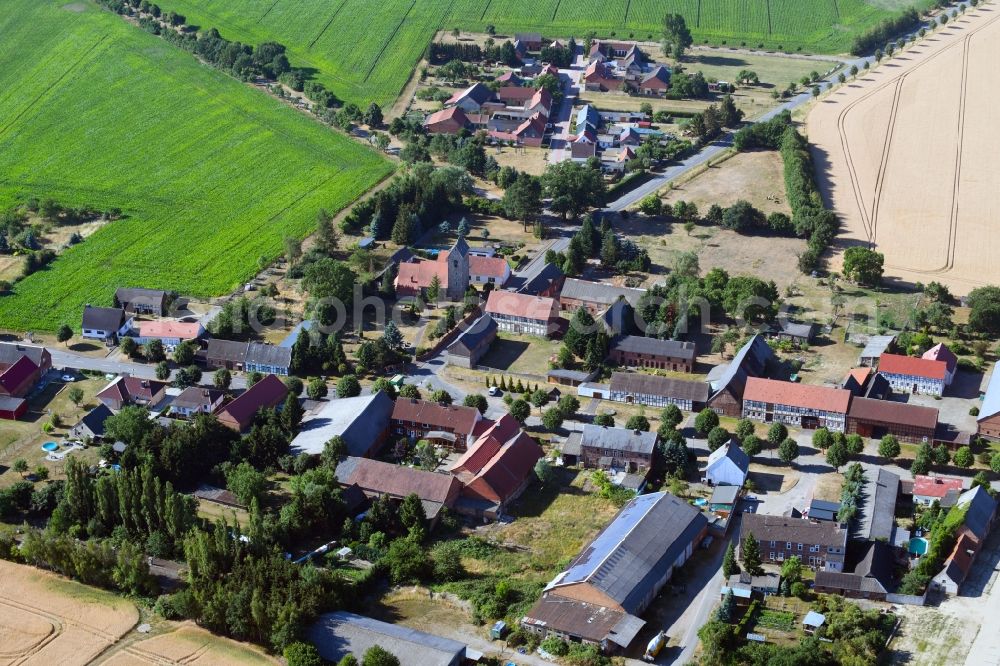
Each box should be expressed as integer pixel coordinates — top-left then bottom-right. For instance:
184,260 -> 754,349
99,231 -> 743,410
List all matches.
41,442 -> 58,452
693,498 -> 707,507
909,537 -> 929,556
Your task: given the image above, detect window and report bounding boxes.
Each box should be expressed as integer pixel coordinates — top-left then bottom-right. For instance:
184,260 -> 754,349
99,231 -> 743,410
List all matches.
797,543 -> 803,551
769,552 -> 775,561
786,542 -> 792,550
769,540 -> 775,548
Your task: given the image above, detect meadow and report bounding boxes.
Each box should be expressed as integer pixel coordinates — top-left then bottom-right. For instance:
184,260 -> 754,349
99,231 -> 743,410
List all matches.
0,0 -> 393,332
152,0 -> 932,106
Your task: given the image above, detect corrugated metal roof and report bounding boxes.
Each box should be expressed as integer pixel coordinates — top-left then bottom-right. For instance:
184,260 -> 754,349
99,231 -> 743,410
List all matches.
308,611 -> 465,666
980,364 -> 1000,420
553,492 -> 707,614
609,372 -> 709,402
860,335 -> 895,359
560,278 -> 645,307
291,392 -> 394,456
709,335 -> 774,399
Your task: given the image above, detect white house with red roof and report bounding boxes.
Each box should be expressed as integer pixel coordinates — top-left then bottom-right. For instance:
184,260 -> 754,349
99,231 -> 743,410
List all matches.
878,353 -> 948,396
922,343 -> 958,385
742,377 -> 852,432
134,320 -> 205,350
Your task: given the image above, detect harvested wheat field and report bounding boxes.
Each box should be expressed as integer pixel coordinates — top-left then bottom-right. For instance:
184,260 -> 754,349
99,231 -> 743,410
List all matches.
808,5 -> 1000,294
0,560 -> 138,665
100,623 -> 278,666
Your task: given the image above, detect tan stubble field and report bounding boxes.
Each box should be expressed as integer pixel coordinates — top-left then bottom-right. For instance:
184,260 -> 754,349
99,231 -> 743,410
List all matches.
807,4 -> 1000,294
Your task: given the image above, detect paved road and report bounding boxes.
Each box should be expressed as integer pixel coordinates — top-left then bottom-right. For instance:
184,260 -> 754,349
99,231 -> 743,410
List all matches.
48,347 -> 159,379
961,528 -> 1000,664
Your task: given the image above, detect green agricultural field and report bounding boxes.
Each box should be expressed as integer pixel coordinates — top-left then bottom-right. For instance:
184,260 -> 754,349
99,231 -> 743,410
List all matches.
0,0 -> 393,333
152,0 -> 932,107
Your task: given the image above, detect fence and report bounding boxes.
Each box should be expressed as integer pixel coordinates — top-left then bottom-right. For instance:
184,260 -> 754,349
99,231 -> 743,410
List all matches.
885,590 -> 928,606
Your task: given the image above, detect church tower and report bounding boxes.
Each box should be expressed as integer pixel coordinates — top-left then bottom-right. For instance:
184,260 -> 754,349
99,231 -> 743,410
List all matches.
446,236 -> 470,300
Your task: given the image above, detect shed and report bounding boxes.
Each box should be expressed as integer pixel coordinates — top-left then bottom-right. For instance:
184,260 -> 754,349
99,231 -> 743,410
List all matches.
803,611 -> 826,633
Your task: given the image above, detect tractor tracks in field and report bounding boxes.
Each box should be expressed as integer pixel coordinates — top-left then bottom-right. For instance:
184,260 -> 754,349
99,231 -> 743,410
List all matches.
363,0 -> 415,82
307,0 -> 350,50
0,34 -> 108,141
834,13 -> 995,277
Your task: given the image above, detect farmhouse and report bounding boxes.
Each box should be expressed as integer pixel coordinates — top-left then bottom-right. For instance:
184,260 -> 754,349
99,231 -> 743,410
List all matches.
878,353 -> 948,396
308,611 -> 469,666
814,541 -> 894,601
81,305 -> 132,343
469,254 -> 511,286
114,287 -> 169,316
334,457 -> 461,523
741,514 -> 848,571
633,65 -> 671,96
445,314 -> 497,368
171,387 -> 225,418
608,372 -> 709,410
134,320 -> 204,350
445,82 -> 495,113
932,486 -> 997,594
978,364 -> 1000,440
291,391 -> 394,458
216,374 -> 288,431
391,398 -> 482,450
912,474 -> 964,507
741,378 -> 852,432
923,343 -> 958,384
449,414 -> 543,519
521,492 -> 708,653
706,335 -> 775,417
559,278 -> 645,314
70,404 -> 113,440
582,60 -> 621,91
514,32 -> 543,50
609,335 -> 696,373
578,424 -> 657,473
485,291 -> 560,337
204,339 -> 292,375
0,343 -> 50,398
97,375 -> 168,411
702,442 -> 749,487
846,397 -> 938,443
423,106 -> 470,134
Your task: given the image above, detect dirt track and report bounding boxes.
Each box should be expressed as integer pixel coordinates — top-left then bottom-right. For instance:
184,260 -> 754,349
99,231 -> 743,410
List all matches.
808,4 -> 1000,294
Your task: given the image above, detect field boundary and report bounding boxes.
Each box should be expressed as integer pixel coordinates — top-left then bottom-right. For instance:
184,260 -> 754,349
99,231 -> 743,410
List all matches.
256,0 -> 281,23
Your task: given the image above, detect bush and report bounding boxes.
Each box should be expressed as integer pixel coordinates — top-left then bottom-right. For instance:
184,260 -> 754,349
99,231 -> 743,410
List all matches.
541,636 -> 569,656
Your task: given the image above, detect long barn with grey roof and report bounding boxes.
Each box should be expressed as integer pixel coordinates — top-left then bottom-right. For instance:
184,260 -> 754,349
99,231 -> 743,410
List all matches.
521,492 -> 707,653
307,611 -> 469,666
706,335 -> 774,416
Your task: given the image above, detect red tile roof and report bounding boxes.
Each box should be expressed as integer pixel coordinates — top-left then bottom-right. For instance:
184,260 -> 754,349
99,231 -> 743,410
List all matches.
879,353 -> 948,381
97,375 -> 168,403
468,254 -> 509,279
946,532 -> 978,577
922,343 -> 957,373
743,377 -> 852,414
498,86 -> 535,104
450,415 -> 543,503
425,106 -> 468,127
485,290 -> 559,321
218,374 -> 288,430
395,258 -> 447,291
0,356 -> 38,394
845,367 -> 871,387
913,474 -> 964,498
391,398 -> 481,435
528,88 -> 552,112
344,458 -> 460,506
136,320 -> 202,340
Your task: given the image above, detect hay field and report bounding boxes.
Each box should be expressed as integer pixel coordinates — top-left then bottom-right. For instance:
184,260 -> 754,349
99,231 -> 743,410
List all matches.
808,5 -> 1000,294
0,560 -> 138,665
101,624 -> 278,665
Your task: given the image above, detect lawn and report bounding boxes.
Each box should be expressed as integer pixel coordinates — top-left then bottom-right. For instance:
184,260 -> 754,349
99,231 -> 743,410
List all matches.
150,0 -> 932,108
0,0 -> 393,333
